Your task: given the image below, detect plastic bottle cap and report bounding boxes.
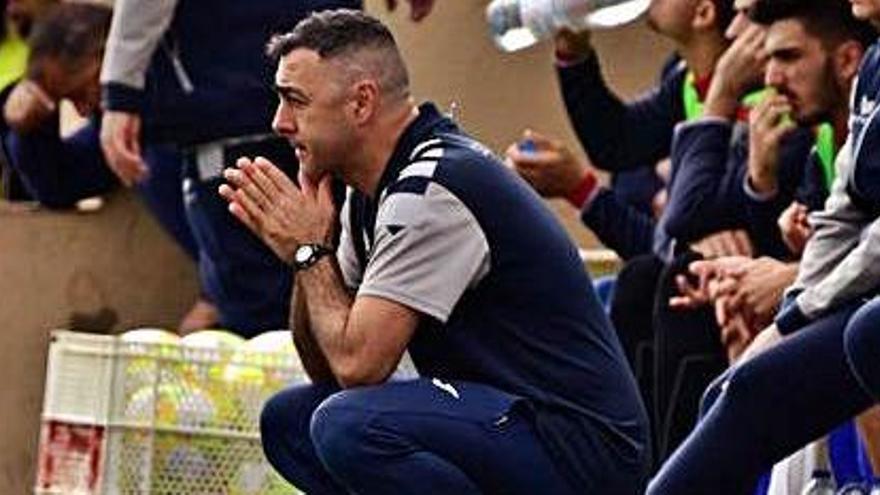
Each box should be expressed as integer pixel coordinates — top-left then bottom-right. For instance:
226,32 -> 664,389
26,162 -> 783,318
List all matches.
518,138 -> 536,154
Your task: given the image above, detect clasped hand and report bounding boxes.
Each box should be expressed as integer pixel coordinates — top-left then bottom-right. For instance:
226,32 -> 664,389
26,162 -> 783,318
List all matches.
219,157 -> 336,264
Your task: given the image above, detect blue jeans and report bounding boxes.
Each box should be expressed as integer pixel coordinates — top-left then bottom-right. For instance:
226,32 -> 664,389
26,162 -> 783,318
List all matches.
260,379 -> 578,495
649,299 -> 880,494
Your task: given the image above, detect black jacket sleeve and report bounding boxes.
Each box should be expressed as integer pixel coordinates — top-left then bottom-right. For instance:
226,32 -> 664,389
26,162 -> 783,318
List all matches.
581,188 -> 656,261
557,54 -> 687,173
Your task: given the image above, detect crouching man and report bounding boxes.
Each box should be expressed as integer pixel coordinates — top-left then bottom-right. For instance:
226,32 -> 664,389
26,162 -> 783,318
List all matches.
221,10 -> 649,494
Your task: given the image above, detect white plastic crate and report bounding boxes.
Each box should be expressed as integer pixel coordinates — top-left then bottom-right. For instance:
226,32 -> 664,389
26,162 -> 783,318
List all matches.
36,330 -> 306,494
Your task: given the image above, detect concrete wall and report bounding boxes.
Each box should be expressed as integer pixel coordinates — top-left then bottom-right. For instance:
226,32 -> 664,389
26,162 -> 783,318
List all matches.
0,193 -> 199,493
1,2 -> 673,492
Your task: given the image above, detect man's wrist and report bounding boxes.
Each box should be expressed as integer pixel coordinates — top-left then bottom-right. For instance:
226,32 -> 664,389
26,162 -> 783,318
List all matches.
554,46 -> 593,68
703,83 -> 740,120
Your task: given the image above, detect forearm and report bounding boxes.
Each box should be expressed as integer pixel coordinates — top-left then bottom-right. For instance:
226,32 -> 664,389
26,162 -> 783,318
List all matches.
663,120 -> 743,241
557,56 -> 678,172
297,255 -> 366,385
289,278 -> 336,384
789,141 -> 864,293
581,188 -> 655,260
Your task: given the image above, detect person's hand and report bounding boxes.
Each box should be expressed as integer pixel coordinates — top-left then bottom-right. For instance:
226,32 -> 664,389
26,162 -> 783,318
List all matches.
384,0 -> 435,21
505,129 -> 592,200
690,229 -> 754,259
704,24 -> 768,119
3,80 -> 56,133
748,93 -> 796,194
669,256 -> 751,310
714,257 -> 797,331
737,323 -> 783,364
718,311 -> 753,363
100,111 -> 147,186
554,28 -> 594,61
778,201 -> 812,256
219,157 -> 336,264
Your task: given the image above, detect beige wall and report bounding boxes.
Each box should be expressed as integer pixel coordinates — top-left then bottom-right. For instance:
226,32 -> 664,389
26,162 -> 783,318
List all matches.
0,193 -> 199,494
2,3 -> 673,492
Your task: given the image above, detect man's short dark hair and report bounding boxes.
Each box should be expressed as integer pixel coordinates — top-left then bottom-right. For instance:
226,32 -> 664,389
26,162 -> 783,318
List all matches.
267,9 -> 397,61
750,0 -> 876,50
27,3 -> 111,76
267,9 -> 409,98
712,0 -> 735,33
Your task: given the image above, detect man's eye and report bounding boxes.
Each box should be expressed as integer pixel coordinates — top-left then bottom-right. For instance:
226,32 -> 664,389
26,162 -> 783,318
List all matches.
281,94 -> 306,107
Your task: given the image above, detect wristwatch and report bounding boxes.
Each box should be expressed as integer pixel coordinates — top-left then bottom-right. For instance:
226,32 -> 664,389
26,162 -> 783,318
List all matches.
292,243 -> 333,272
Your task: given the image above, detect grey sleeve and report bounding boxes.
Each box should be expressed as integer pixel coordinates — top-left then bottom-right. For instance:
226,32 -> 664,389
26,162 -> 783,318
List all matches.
99,0 -> 179,90
336,192 -> 363,290
358,183 -> 491,323
788,138 -> 876,317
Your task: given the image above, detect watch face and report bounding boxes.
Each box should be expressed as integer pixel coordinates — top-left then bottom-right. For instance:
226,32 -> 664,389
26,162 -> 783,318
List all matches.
295,245 -> 314,264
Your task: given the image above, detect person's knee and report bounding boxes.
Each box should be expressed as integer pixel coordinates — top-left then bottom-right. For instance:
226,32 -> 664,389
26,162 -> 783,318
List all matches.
309,390 -> 375,475
260,384 -> 333,455
844,301 -> 880,397
698,368 -> 732,418
259,389 -> 291,442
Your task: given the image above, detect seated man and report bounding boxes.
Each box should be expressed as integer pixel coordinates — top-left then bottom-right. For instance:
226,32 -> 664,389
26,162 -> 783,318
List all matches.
2,2 -> 117,208
0,0 -> 56,200
220,10 -> 649,494
649,0 -> 880,492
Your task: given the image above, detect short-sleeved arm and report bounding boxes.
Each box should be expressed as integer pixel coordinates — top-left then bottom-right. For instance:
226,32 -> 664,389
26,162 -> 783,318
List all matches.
358,182 -> 490,323
336,191 -> 363,290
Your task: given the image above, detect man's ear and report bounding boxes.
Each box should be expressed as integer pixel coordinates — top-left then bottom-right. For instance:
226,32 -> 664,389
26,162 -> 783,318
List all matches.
692,0 -> 717,32
834,40 -> 864,87
350,79 -> 380,125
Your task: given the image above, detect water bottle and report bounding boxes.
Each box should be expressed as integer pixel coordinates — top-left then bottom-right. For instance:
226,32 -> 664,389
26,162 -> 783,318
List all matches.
802,470 -> 837,495
486,0 -> 651,52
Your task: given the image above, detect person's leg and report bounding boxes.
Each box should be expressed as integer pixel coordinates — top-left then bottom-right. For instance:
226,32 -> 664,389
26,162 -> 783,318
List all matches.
139,145 -> 200,261
259,382 -> 348,495
610,253 -> 665,462
844,297 -> 880,476
308,378 -> 580,495
845,297 -> 880,402
649,303 -> 873,495
138,145 -> 220,331
653,251 -> 726,462
182,138 -> 297,336
4,122 -> 118,208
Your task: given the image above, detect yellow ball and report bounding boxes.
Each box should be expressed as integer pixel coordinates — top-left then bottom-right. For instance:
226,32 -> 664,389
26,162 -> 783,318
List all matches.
124,383 -> 216,427
119,328 -> 182,394
223,331 -> 302,425
180,329 -> 245,385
